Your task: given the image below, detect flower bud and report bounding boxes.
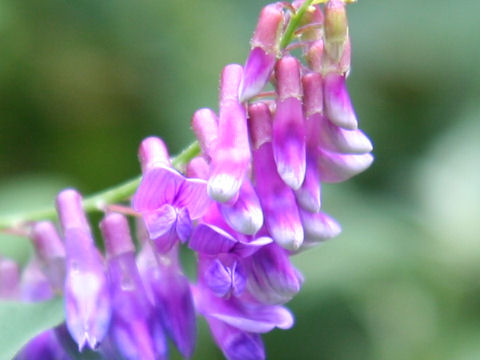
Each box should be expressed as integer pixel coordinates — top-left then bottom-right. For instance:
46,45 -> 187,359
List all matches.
240,4 -> 284,102
324,0 -> 348,62
0,257 -> 20,299
31,221 -> 66,291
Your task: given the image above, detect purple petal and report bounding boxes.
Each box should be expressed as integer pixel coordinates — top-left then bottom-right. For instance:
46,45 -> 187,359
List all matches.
175,178 -> 211,219
176,207 -> 193,243
295,153 -> 321,213
16,330 -> 67,360
317,149 -> 374,183
137,244 -> 196,358
208,65 -> 251,203
0,258 -> 20,299
193,286 -> 294,333
318,115 -> 373,154
253,143 -> 304,251
204,258 -> 234,298
240,47 -> 276,102
189,223 -> 237,254
324,72 -> 358,130
206,318 -> 266,360
272,97 -> 306,190
191,108 -> 219,158
142,204 -> 177,240
64,228 -> 111,350
232,236 -> 273,258
246,244 -> 303,304
133,166 -> 185,212
300,209 -> 342,244
220,179 -> 264,235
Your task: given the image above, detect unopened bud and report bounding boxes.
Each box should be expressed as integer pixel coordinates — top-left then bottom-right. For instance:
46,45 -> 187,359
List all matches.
324,0 -> 348,62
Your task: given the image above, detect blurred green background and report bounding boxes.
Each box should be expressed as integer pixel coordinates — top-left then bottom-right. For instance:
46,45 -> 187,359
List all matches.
1,0 -> 479,359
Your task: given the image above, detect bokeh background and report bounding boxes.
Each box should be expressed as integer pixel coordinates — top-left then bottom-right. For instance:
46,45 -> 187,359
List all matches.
1,0 -> 479,359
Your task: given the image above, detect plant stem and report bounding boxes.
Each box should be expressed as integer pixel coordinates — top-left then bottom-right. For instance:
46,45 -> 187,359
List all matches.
0,141 -> 200,231
280,0 -> 315,50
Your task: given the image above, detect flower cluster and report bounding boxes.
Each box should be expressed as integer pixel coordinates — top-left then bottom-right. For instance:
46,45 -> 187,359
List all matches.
1,1 -> 373,359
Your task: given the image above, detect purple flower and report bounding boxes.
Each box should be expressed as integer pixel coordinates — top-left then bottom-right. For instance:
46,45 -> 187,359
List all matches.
248,102 -> 304,251
137,240 -> 197,358
16,330 -> 69,360
208,64 -> 251,203
245,244 -> 303,305
0,257 -> 20,300
239,4 -> 283,102
272,56 -> 306,190
101,213 -> 167,360
31,221 -> 66,292
56,189 -> 112,351
205,317 -> 266,360
299,209 -> 342,250
323,73 -> 358,130
133,137 -> 211,253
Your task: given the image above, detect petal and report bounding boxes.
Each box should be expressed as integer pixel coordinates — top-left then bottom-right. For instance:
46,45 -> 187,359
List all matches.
176,208 -> 193,243
189,223 -> 237,255
220,179 -> 264,235
324,72 -> 358,130
272,97 -> 306,190
246,244 -> 303,305
240,47 -> 276,102
133,166 -> 185,212
206,318 -> 265,360
143,204 -> 177,240
318,115 -> 373,154
204,258 -> 234,298
232,236 -> 273,258
253,143 -> 304,251
317,149 -> 374,183
300,209 -> 342,244
175,178 -> 211,219
295,153 -> 321,213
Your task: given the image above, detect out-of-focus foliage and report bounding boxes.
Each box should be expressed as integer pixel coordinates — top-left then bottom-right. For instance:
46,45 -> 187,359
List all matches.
0,0 -> 479,359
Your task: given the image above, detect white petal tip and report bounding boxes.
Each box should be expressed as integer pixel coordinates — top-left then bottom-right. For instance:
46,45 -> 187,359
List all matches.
208,174 -> 241,203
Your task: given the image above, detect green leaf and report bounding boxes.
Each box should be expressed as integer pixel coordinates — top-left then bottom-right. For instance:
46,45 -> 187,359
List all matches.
0,297 -> 65,360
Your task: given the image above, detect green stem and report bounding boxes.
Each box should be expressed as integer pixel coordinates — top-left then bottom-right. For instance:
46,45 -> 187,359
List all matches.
0,141 -> 200,230
280,0 -> 315,50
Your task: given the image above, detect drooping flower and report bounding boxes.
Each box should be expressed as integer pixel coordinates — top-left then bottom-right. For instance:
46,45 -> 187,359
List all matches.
240,3 -> 284,102
101,212 -> 167,360
136,227 -> 197,359
272,56 -> 306,190
208,64 -> 251,203
56,189 -> 112,351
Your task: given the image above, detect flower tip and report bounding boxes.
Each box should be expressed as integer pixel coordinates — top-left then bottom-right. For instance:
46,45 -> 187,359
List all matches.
272,227 -> 304,251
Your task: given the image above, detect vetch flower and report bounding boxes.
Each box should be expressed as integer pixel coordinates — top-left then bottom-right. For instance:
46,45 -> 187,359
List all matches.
56,189 -> 112,351
272,56 -> 306,191
240,3 -> 284,102
136,238 -> 197,358
133,136 -> 211,253
208,64 -> 251,203
101,212 -> 167,360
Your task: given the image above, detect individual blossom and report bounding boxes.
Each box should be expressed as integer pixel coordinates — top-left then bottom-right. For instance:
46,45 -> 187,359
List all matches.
101,212 -> 167,360
133,136 -> 211,253
136,222 -> 196,359
0,256 -> 20,299
249,102 -> 304,251
30,221 -> 66,292
190,116 -> 263,235
272,56 -> 306,191
240,3 -> 284,102
208,64 -> 251,203
56,189 -> 112,351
